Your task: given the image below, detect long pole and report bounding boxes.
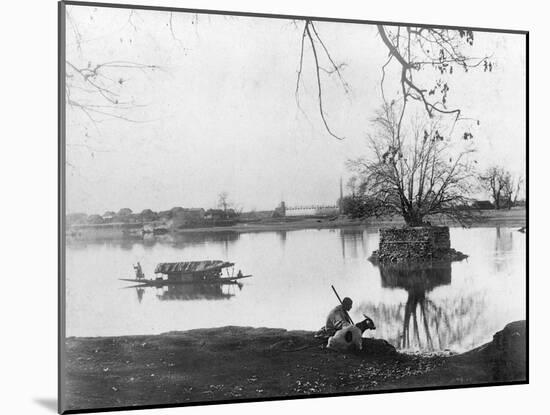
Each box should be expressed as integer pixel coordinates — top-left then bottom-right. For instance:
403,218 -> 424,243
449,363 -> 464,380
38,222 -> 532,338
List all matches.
331,285 -> 354,325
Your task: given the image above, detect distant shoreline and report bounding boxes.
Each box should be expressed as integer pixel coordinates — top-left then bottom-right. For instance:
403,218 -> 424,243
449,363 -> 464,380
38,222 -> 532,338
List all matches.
66,207 -> 526,240
175,208 -> 526,234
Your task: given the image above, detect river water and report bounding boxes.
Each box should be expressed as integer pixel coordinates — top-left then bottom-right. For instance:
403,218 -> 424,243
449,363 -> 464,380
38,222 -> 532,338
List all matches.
65,226 -> 526,352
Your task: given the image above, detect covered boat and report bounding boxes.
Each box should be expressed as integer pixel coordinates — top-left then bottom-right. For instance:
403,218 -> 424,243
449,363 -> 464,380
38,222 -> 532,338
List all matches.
154,260 -> 235,282
120,260 -> 251,285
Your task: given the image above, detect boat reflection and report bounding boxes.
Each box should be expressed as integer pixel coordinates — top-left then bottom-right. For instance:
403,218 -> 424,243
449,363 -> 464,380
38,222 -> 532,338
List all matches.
134,282 -> 243,302
136,287 -> 145,303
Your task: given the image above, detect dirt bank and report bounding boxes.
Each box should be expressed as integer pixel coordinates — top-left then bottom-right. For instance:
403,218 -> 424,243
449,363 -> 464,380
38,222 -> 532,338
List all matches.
63,321 -> 526,412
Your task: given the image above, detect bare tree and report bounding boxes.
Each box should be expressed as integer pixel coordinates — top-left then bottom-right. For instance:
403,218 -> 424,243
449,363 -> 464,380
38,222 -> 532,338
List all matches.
346,176 -> 358,197
217,192 -> 231,213
502,173 -> 523,209
480,167 -> 523,209
348,103 -> 477,227
479,167 -> 506,209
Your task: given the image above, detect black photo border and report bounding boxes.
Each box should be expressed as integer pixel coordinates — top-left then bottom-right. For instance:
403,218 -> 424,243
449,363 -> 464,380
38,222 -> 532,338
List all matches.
58,1 -> 529,413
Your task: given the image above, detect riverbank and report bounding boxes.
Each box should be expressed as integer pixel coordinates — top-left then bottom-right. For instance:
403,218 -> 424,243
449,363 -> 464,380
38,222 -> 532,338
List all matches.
63,321 -> 526,412
176,207 -> 526,234
67,208 -> 526,241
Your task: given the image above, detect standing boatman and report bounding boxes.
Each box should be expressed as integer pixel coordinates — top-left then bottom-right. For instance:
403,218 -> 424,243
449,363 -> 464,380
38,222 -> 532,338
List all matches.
134,262 -> 145,279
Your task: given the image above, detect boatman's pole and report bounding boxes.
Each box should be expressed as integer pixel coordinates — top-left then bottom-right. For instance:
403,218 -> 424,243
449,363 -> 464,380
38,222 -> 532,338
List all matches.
331,285 -> 354,325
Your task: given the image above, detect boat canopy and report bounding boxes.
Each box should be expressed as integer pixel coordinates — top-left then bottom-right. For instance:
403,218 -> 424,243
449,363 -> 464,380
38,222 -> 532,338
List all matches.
154,260 -> 234,274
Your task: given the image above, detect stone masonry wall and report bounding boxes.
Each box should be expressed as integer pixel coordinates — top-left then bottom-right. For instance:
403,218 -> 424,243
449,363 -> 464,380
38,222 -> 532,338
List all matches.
371,226 -> 462,263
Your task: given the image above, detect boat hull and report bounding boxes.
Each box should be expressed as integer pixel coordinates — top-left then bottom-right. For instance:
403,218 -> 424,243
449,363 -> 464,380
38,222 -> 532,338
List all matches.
119,275 -> 251,286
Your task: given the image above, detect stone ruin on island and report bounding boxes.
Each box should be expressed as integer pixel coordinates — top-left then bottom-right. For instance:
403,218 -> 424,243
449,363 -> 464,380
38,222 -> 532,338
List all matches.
369,226 -> 468,264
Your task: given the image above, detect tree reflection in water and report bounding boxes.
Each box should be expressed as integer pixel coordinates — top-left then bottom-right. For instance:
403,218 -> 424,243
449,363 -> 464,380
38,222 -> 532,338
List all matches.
493,227 -> 514,274
358,262 -> 485,352
339,229 -> 368,259
68,230 -> 241,250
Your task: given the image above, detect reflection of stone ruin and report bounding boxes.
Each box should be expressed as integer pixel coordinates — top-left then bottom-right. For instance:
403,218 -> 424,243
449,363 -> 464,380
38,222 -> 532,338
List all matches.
339,229 -> 368,259
359,262 -> 485,351
370,226 -> 467,263
365,226 -> 472,349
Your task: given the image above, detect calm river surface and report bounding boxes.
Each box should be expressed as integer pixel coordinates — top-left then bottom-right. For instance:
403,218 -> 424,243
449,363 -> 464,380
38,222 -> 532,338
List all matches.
66,227 -> 526,352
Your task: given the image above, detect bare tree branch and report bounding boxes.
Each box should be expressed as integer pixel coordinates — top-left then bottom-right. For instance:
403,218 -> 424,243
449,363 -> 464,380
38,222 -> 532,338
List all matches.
296,21 -> 492,141
295,20 -> 346,140
376,24 -> 491,134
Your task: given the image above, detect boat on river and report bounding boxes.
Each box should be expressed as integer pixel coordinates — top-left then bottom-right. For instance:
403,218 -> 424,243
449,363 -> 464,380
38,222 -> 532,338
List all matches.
120,260 -> 251,286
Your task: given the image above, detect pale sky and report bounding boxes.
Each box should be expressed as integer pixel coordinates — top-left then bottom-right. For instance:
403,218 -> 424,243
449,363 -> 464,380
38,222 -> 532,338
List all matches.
65,5 -> 526,214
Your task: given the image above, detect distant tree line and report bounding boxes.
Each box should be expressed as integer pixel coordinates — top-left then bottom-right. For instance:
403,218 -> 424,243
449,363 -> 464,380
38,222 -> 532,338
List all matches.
66,204 -> 240,227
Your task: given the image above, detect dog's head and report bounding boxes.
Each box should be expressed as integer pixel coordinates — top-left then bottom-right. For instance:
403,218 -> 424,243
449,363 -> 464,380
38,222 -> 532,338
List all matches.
355,314 -> 376,333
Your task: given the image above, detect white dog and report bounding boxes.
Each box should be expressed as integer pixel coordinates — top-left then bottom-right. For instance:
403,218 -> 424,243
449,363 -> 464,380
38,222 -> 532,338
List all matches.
327,315 -> 376,352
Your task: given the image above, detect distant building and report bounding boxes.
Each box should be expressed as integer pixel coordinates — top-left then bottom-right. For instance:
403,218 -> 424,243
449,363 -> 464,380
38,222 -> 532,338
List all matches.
66,212 -> 88,226
205,208 -> 237,220
170,206 -> 185,215
171,208 -> 206,228
315,207 -> 339,216
102,211 -> 116,222
272,201 -> 286,218
185,208 -> 206,220
139,209 -> 157,222
472,200 -> 494,210
240,210 -> 273,220
126,213 -> 141,223
113,208 -> 134,223
158,210 -> 172,220
87,214 -> 104,224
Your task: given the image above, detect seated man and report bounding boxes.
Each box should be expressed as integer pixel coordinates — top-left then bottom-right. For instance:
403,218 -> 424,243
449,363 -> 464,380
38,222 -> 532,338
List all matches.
315,297 -> 354,339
